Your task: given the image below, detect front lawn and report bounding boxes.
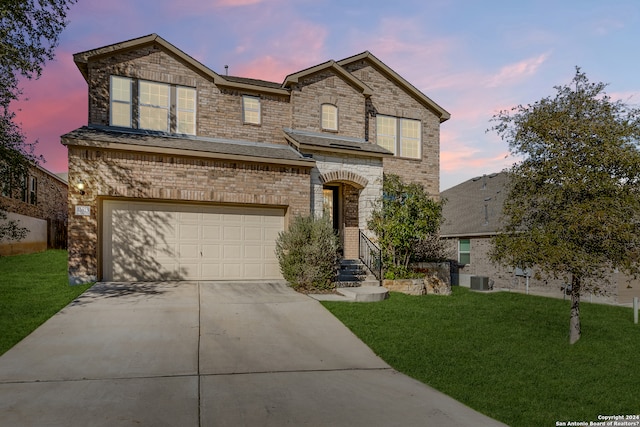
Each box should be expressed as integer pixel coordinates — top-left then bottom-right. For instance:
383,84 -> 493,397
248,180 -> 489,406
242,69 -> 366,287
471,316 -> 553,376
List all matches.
0,250 -> 91,355
323,287 -> 639,427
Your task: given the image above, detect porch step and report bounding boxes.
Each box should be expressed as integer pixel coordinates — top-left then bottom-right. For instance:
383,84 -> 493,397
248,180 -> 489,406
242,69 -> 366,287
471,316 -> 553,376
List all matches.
336,286 -> 389,302
334,259 -> 380,288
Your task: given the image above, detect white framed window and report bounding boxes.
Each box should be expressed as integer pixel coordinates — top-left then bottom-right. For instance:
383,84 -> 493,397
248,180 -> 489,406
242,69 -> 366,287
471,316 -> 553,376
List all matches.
376,115 -> 422,159
177,86 -> 196,135
110,76 -> 132,127
376,115 -> 397,154
459,239 -> 470,265
242,95 -> 261,125
321,104 -> 338,131
139,81 -> 170,132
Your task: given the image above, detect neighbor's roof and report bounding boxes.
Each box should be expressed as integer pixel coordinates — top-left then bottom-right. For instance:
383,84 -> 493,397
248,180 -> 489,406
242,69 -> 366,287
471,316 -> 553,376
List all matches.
283,128 -> 393,157
61,126 -> 315,167
440,172 -> 508,237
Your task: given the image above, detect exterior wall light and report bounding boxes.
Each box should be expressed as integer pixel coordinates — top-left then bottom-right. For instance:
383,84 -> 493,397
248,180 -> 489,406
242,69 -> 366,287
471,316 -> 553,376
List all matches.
77,181 -> 85,195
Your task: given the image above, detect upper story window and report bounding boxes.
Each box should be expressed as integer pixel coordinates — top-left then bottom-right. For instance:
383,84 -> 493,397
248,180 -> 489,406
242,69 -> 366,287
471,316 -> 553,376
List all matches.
376,115 -> 422,159
242,95 -> 261,125
109,76 -> 196,135
139,81 -> 170,132
110,76 -> 132,127
177,86 -> 196,134
321,104 -> 338,131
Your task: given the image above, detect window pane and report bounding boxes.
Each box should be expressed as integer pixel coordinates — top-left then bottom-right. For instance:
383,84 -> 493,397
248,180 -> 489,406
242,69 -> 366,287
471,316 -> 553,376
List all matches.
322,104 -> 337,130
400,119 -> 421,159
140,81 -> 169,107
177,87 -> 196,135
243,96 -> 260,124
376,116 -> 397,154
110,76 -> 131,127
140,106 -> 168,131
111,76 -> 131,102
111,102 -> 131,127
139,81 -> 169,131
459,239 -> 470,252
459,253 -> 471,265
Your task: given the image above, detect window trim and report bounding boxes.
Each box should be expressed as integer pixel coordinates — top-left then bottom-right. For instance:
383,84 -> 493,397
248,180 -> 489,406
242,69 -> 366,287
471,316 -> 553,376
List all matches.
176,86 -> 196,135
109,75 -> 197,135
138,80 -> 170,132
242,95 -> 261,125
458,239 -> 471,265
321,103 -> 338,131
376,115 -> 422,159
110,76 -> 132,128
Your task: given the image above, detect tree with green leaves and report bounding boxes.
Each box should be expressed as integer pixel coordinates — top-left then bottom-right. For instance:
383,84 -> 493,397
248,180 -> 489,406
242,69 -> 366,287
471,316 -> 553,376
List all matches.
490,68 -> 640,344
1,0 -> 76,242
368,173 -> 444,279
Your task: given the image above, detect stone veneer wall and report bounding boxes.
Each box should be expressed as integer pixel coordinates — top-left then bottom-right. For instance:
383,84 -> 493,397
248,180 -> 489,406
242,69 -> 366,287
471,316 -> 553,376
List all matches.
309,152 -> 382,233
67,146 -> 311,284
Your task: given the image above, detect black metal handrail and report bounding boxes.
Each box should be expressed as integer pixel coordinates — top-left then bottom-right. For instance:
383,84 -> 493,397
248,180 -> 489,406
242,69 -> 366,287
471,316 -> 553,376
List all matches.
359,230 -> 382,282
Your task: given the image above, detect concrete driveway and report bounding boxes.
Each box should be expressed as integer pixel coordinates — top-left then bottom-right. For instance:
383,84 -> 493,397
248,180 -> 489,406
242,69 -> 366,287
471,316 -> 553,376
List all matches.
0,281 -> 507,426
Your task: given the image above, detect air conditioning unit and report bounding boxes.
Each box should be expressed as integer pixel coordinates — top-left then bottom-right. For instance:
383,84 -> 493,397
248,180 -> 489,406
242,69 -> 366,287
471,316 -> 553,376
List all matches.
470,276 -> 490,291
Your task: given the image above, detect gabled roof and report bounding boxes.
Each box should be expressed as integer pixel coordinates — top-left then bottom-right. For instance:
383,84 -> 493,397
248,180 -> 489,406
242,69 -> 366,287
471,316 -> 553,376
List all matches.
283,60 -> 373,97
440,172 -> 508,237
338,51 -> 451,123
73,34 -> 289,96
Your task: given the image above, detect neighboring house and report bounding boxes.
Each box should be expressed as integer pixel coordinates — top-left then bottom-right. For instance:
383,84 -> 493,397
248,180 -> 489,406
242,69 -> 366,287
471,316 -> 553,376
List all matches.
441,172 -> 638,304
63,34 -> 449,285
0,164 -> 68,256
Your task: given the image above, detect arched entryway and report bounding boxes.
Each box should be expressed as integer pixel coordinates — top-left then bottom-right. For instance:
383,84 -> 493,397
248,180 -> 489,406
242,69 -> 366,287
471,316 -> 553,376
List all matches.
319,171 -> 368,259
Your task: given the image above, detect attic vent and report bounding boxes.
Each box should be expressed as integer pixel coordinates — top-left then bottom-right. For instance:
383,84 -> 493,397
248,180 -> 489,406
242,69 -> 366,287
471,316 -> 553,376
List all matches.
488,173 -> 498,178
484,197 -> 492,202
471,176 -> 482,182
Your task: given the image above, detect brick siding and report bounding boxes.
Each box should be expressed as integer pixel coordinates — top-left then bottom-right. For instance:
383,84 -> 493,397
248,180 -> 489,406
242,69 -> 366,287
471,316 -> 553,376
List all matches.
67,146 -> 311,283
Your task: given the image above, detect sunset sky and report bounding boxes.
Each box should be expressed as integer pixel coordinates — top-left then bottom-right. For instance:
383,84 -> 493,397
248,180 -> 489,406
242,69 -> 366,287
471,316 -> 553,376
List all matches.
11,0 -> 640,190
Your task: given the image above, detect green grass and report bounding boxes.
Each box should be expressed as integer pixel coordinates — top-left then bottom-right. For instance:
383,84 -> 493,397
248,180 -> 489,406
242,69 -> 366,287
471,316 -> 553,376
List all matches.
0,250 -> 91,355
323,287 -> 640,427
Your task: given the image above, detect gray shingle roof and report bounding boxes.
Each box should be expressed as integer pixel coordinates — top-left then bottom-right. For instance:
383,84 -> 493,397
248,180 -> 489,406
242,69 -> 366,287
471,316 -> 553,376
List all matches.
440,172 -> 508,237
283,128 -> 392,156
223,75 -> 284,90
61,126 -> 315,166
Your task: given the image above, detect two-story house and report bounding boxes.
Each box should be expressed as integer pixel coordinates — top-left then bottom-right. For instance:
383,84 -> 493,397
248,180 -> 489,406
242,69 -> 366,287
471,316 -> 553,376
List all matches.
63,34 -> 449,285
1,164 -> 68,256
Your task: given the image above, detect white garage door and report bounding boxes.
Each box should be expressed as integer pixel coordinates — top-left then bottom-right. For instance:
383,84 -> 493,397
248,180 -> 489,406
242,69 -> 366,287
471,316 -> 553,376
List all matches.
102,200 -> 284,281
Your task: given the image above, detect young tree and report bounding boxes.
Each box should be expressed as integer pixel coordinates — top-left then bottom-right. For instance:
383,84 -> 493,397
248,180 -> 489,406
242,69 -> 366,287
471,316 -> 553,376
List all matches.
368,174 -> 444,278
490,68 -> 640,344
1,0 -> 76,241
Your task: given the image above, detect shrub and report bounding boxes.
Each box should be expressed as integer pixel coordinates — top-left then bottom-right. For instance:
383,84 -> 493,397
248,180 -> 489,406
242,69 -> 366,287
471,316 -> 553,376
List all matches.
369,174 -> 445,279
275,215 -> 340,292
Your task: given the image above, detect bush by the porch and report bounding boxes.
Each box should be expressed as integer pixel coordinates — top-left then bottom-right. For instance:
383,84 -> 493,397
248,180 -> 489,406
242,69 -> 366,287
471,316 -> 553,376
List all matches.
368,174 -> 445,279
275,215 -> 340,292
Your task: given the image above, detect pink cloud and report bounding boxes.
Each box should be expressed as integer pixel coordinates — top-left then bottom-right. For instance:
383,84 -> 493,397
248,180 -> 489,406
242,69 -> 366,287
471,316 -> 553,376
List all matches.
10,51 -> 87,173
233,21 -> 329,81
486,53 -> 549,88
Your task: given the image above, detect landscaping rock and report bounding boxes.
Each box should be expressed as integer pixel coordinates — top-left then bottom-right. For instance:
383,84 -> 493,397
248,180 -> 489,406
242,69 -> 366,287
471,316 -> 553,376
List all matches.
382,279 -> 426,296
